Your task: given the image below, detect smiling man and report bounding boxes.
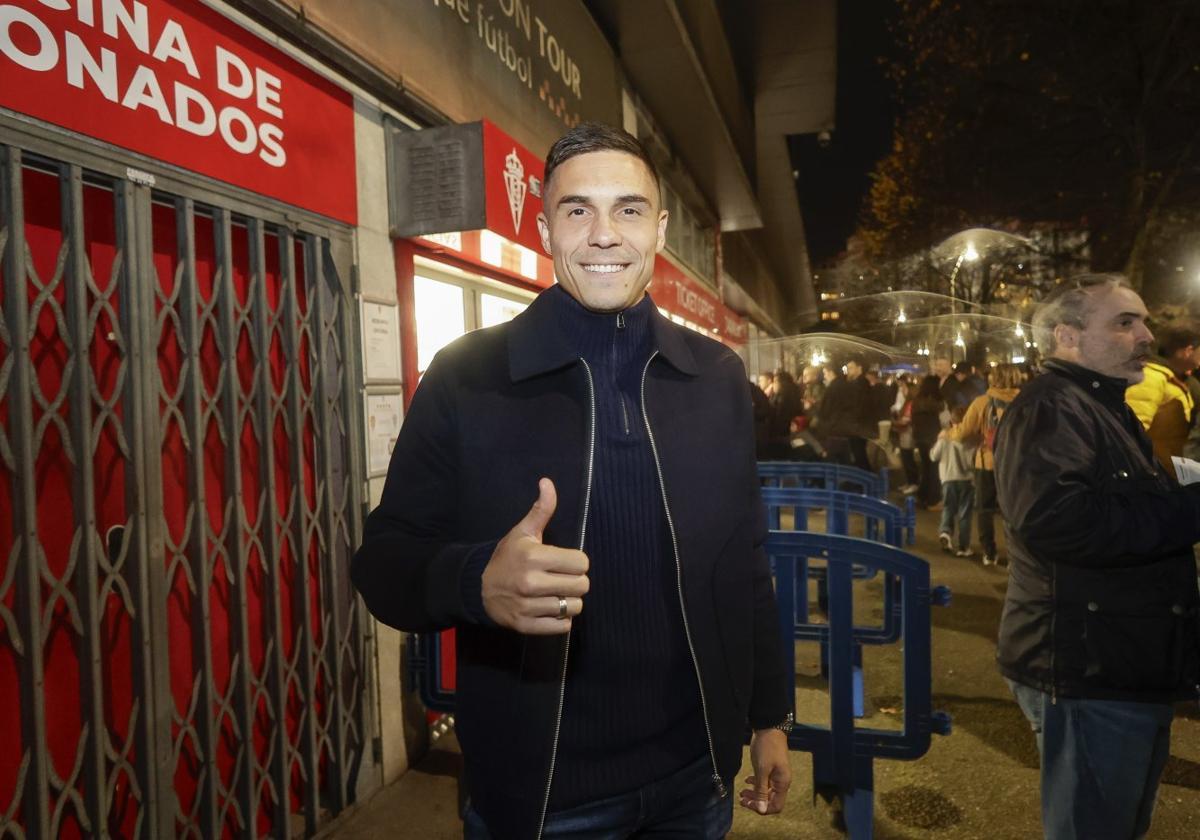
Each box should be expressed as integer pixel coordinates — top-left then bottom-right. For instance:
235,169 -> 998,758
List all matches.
994,274 -> 1200,840
352,123 -> 791,839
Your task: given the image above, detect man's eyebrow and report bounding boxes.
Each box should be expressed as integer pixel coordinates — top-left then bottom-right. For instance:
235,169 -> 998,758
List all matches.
555,193 -> 652,207
556,194 -> 590,206
1112,311 -> 1146,320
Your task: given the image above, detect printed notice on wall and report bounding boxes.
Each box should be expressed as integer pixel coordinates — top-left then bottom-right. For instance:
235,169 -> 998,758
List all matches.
366,393 -> 403,476
362,301 -> 402,383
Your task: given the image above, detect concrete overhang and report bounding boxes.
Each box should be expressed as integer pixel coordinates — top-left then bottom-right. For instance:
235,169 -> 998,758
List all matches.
754,0 -> 836,323
589,0 -> 763,231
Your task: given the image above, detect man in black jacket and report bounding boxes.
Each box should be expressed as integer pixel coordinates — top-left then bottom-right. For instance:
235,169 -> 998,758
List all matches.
817,357 -> 872,471
352,123 -> 792,839
994,274 -> 1200,840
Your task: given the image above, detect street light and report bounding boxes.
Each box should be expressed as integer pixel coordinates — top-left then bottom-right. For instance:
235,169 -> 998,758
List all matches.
949,243 -> 980,360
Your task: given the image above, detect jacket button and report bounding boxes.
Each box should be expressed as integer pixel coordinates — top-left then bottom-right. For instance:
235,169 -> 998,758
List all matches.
1114,470 -> 1129,478
1172,604 -> 1185,615
1091,381 -> 1100,388
1087,601 -> 1099,612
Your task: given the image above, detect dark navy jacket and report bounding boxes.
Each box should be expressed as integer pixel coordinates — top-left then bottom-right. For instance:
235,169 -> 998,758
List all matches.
995,359 -> 1200,703
351,288 -> 789,839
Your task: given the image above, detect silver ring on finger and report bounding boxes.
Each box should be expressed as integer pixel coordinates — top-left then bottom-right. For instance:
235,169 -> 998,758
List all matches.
557,596 -> 568,620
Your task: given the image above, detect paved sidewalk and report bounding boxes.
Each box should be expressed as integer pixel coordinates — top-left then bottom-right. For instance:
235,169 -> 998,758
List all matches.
321,506 -> 1200,839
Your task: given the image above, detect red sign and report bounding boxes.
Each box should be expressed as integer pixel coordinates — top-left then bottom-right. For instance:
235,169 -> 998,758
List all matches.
481,119 -> 546,255
651,254 -> 747,345
0,0 -> 357,224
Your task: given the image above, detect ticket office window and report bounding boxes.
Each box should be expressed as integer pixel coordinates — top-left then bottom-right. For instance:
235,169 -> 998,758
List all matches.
412,264 -> 534,377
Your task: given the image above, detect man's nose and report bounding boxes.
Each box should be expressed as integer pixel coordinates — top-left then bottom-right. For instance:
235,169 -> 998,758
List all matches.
588,214 -> 620,247
1137,321 -> 1154,346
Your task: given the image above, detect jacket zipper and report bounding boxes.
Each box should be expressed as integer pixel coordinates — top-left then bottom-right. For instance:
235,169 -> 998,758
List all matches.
536,359 -> 597,840
638,351 -> 727,798
615,313 -> 630,435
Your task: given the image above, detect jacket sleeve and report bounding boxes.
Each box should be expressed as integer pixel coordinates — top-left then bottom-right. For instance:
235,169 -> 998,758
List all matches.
995,397 -> 1200,568
748,473 -> 791,729
1125,369 -> 1165,430
351,352 -> 497,632
735,373 -> 790,730
929,437 -> 945,462
950,394 -> 986,446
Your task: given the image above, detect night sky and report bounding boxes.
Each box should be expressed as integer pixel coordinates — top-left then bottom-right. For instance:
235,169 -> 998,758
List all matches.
788,0 -> 897,269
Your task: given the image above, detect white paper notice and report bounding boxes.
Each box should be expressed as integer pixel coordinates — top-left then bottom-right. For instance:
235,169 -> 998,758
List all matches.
362,301 -> 402,383
367,394 -> 403,475
1171,455 -> 1200,485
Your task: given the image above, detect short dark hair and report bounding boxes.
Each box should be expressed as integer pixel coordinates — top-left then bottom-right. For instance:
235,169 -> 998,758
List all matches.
543,123 -> 661,196
953,361 -> 971,375
1158,325 -> 1199,357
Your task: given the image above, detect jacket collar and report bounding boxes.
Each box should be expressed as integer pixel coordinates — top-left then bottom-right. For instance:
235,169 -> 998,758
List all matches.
507,285 -> 699,382
1042,358 -> 1130,411
1145,357 -> 1187,387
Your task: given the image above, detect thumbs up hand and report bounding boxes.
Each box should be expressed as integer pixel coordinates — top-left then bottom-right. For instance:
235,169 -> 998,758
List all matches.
481,478 -> 590,634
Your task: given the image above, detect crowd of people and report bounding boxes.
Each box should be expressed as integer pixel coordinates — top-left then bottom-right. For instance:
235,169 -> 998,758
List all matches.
752,322 -> 1200,569
751,298 -> 1200,838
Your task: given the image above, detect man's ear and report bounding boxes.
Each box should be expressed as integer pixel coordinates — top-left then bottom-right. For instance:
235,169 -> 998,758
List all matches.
1054,323 -> 1079,350
655,209 -> 669,253
537,212 -> 551,255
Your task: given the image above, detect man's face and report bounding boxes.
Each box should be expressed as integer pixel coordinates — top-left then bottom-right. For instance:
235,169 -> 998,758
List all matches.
823,367 -> 836,385
802,366 -> 818,384
846,361 -> 862,379
1054,286 -> 1154,383
1169,344 -> 1199,374
933,358 -> 952,378
536,150 -> 668,312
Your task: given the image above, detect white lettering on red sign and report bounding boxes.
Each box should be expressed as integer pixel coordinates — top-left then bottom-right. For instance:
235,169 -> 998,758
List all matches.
0,1 -> 287,167
675,283 -> 717,325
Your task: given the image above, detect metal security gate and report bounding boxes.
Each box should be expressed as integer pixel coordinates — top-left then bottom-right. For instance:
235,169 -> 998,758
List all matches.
0,138 -> 369,839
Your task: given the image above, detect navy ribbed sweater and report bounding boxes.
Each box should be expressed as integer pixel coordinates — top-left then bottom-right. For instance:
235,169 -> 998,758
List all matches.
546,286 -> 706,810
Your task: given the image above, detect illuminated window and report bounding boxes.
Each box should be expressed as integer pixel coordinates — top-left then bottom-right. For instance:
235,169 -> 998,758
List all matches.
480,229 -> 503,267
480,293 -> 528,327
414,276 -> 466,373
519,245 -> 539,280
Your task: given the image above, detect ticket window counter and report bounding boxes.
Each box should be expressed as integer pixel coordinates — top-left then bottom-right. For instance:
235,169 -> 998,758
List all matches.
412,258 -> 536,379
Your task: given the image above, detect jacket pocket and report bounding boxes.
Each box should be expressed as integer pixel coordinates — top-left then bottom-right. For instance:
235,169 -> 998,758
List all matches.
1082,605 -> 1189,692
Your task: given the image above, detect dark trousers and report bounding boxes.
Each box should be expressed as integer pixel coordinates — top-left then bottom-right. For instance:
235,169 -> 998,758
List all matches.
975,468 -> 998,556
463,755 -> 732,839
847,436 -> 871,473
916,443 -> 940,506
899,447 -> 919,486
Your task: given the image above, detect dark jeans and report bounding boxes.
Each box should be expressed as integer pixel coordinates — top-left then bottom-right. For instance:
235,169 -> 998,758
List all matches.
1007,680 -> 1173,840
916,443 -> 940,506
975,468 -> 998,556
462,755 -> 733,839
847,436 -> 871,472
938,479 -> 973,549
899,447 -> 919,487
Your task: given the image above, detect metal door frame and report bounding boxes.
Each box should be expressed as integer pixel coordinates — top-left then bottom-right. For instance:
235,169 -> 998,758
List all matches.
0,111 -> 374,839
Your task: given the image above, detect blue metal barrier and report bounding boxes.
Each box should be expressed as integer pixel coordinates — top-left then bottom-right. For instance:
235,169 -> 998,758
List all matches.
762,486 -> 910,717
758,461 -> 916,543
407,630 -> 456,713
761,486 -> 911,549
769,530 -> 951,839
758,461 -> 889,497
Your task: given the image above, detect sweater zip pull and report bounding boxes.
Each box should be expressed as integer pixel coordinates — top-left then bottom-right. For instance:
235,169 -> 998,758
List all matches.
617,312 -> 626,329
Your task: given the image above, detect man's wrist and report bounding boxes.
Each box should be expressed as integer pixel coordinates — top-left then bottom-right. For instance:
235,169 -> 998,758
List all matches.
755,712 -> 794,734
